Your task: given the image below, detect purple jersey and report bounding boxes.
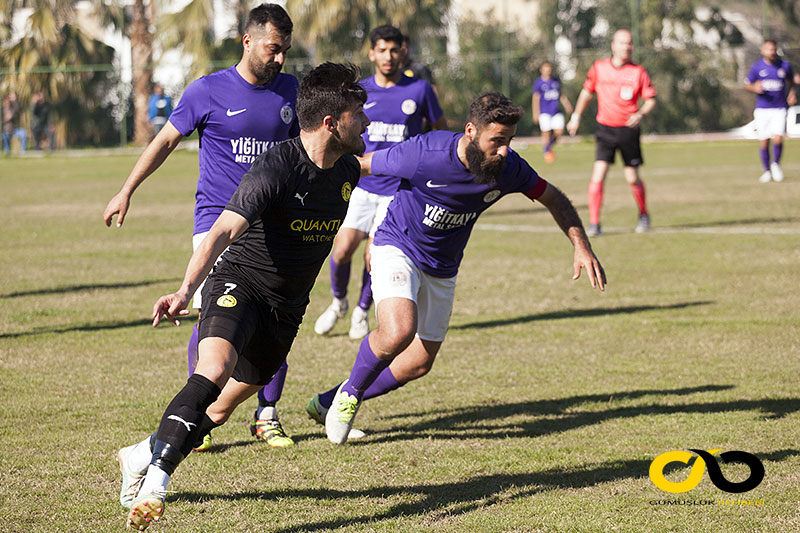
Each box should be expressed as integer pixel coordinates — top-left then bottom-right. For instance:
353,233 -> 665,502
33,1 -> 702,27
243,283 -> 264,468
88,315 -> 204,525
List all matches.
745,58 -> 795,109
371,131 -> 542,278
358,75 -> 443,196
533,77 -> 562,115
168,66 -> 300,234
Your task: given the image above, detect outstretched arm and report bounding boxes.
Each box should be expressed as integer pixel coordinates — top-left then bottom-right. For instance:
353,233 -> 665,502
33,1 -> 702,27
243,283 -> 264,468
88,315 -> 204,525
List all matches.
357,152 -> 374,177
103,121 -> 183,227
567,89 -> 594,136
152,210 -> 250,326
535,183 -> 606,290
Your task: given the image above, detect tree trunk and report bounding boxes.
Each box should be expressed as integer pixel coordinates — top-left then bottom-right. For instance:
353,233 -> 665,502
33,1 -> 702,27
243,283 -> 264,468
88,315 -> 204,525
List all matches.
130,0 -> 153,146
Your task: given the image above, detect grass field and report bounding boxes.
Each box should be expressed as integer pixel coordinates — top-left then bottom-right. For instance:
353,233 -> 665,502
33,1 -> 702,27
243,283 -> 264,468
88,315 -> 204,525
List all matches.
1,139 -> 799,532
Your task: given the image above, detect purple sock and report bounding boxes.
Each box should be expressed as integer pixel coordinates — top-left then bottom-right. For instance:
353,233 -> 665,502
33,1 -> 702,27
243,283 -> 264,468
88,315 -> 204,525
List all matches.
773,143 -> 783,164
362,367 -> 403,400
330,257 -> 351,299
340,334 -> 391,399
318,383 -> 340,409
357,267 -> 373,310
760,147 -> 771,170
187,323 -> 199,375
545,136 -> 556,153
258,360 -> 288,404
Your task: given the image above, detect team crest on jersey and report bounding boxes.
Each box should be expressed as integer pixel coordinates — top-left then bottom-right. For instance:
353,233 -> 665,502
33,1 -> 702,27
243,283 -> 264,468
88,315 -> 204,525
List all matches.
216,295 -> 237,308
483,190 -> 501,203
778,68 -> 786,78
401,99 -> 417,115
341,182 -> 352,201
280,104 -> 294,125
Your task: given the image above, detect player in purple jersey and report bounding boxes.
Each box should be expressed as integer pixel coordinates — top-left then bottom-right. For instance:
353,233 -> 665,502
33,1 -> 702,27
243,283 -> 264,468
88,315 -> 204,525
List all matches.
744,39 -> 800,183
117,63 -> 369,531
307,93 -> 606,444
313,25 -> 446,341
532,61 -> 573,163
103,4 -> 300,450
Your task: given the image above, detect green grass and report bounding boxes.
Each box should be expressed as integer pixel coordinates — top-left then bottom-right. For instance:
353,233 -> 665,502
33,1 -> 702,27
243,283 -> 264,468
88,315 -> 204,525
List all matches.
1,140 -> 799,532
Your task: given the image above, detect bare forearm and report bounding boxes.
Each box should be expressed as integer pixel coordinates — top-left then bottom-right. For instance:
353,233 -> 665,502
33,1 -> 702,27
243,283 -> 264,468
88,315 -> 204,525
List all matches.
539,184 -> 590,247
572,89 -> 593,118
119,124 -> 182,195
638,97 -> 656,116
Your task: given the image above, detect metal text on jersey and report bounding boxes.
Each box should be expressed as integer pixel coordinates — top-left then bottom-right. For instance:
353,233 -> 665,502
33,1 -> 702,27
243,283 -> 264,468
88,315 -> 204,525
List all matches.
226,108 -> 246,117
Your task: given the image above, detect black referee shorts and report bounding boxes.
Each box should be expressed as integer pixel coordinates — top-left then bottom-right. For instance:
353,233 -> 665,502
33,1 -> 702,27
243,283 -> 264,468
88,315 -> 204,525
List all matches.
198,264 -> 303,386
595,124 -> 643,167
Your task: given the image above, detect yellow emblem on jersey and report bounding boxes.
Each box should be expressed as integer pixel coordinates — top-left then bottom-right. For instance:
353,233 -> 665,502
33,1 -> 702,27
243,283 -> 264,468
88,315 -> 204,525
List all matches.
216,295 -> 237,308
342,182 -> 352,202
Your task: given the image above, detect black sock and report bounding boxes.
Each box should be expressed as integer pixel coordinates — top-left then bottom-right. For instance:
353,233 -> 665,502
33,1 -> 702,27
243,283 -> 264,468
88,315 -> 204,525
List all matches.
151,374 -> 221,475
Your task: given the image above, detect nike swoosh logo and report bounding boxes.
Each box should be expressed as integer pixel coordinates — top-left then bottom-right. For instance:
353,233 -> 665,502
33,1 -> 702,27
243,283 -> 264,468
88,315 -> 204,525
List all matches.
426,180 -> 448,188
226,108 -> 246,116
364,102 -> 377,109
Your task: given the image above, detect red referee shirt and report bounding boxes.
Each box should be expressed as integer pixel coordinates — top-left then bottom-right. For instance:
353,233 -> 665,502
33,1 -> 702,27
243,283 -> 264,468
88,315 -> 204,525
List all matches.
583,58 -> 656,127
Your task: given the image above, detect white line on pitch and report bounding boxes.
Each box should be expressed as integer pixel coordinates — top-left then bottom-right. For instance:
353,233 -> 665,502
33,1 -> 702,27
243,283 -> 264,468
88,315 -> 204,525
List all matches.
476,223 -> 800,235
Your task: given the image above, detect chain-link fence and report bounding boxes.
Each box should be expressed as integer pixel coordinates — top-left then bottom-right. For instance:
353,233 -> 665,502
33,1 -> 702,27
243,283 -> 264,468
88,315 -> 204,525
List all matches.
3,44 -> 798,151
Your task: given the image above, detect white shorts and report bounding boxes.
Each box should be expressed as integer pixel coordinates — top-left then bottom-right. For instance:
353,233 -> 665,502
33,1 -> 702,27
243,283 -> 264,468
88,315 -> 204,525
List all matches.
191,231 -> 228,309
539,112 -> 565,132
369,244 -> 456,342
754,107 -> 787,140
341,186 -> 393,238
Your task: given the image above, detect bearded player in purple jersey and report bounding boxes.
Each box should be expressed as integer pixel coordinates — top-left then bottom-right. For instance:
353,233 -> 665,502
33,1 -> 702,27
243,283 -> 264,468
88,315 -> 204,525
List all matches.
313,25 -> 447,341
744,39 -> 800,183
308,93 -> 606,444
103,4 -> 299,450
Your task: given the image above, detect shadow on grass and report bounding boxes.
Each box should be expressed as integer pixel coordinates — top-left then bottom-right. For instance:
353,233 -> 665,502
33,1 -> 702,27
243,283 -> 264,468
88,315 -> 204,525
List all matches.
174,448 -> 800,532
662,216 -> 800,230
0,315 -> 197,339
356,386 -> 800,445
451,301 -> 712,330
0,278 -> 179,298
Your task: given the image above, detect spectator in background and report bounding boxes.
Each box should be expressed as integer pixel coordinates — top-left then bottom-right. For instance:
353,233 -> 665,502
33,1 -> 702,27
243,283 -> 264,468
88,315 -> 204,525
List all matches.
148,84 -> 173,138
30,92 -> 55,151
400,34 -> 435,87
3,92 -> 27,155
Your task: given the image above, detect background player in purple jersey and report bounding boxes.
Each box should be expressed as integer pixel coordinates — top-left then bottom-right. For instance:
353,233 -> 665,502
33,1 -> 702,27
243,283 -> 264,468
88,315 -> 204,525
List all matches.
103,4 -> 300,450
532,60 -> 573,163
308,93 -> 606,444
313,25 -> 446,341
116,62 -> 369,530
744,39 -> 800,183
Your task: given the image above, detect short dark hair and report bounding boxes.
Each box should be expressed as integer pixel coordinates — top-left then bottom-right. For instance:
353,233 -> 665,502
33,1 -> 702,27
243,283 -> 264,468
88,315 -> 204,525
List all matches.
763,39 -> 777,47
296,63 -> 367,131
369,25 -> 403,48
467,92 -> 523,128
245,3 -> 293,37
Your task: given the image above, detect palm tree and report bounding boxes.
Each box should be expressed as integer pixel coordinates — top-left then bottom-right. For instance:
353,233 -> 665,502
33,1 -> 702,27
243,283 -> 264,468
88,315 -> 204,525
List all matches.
130,0 -> 153,145
286,0 -> 449,60
0,0 -> 117,146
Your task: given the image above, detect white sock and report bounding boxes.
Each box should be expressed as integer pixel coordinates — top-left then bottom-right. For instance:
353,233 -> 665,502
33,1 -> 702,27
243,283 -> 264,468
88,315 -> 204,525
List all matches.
139,464 -> 170,496
128,437 -> 154,473
257,405 -> 278,420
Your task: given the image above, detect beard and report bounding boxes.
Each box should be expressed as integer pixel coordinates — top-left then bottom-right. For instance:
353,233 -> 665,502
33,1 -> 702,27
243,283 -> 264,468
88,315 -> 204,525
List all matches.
331,130 -> 366,156
465,138 -> 506,185
249,56 -> 282,85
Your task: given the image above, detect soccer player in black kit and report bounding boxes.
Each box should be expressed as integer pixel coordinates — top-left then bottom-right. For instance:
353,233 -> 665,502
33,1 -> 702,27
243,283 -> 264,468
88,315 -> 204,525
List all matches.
116,62 -> 369,531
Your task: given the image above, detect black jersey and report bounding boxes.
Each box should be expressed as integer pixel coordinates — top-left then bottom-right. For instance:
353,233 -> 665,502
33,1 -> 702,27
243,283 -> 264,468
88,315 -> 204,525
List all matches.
220,136 -> 360,309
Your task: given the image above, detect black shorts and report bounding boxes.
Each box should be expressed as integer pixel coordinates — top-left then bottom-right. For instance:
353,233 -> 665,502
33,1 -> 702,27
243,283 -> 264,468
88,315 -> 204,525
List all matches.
198,264 -> 303,386
595,124 -> 643,167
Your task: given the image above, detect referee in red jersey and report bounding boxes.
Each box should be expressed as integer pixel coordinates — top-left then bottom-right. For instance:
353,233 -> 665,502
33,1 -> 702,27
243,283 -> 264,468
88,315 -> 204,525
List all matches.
567,29 -> 656,236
